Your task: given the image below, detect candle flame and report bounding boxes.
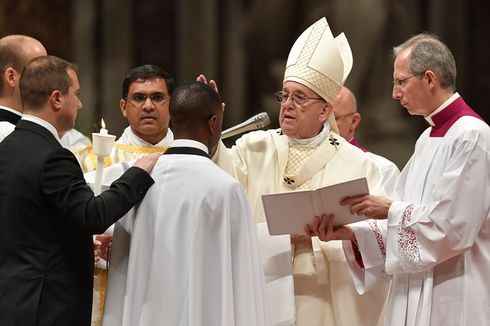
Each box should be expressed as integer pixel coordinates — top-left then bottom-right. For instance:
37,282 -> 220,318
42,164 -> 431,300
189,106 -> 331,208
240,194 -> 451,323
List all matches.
101,118 -> 106,129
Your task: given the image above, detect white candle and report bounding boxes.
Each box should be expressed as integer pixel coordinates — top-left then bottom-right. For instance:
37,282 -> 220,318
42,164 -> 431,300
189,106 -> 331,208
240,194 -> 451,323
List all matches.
100,118 -> 108,135
92,117 -> 115,195
94,156 -> 104,195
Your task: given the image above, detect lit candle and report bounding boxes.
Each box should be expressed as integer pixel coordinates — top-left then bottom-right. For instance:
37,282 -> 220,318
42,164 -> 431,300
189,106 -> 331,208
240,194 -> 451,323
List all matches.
92,117 -> 115,195
100,118 -> 108,135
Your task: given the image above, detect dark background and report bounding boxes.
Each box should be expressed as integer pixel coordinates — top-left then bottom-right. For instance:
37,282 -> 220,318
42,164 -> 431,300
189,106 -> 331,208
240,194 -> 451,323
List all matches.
1,0 -> 489,168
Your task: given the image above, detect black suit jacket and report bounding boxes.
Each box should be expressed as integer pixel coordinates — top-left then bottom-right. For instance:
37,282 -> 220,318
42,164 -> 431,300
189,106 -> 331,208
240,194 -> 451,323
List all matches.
0,107 -> 21,125
0,120 -> 154,326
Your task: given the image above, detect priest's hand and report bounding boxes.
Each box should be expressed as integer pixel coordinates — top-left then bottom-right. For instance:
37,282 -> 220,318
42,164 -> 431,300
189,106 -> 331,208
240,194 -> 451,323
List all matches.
340,194 -> 392,219
305,214 -> 356,242
133,153 -> 161,174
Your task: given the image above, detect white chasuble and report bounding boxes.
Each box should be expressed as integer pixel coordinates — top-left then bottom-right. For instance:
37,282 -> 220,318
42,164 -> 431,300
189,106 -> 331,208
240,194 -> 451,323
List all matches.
213,129 -> 389,326
345,98 -> 490,326
103,141 -> 269,326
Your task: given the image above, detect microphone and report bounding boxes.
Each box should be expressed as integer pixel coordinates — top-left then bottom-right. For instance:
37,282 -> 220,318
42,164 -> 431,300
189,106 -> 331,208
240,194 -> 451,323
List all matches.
221,112 -> 270,139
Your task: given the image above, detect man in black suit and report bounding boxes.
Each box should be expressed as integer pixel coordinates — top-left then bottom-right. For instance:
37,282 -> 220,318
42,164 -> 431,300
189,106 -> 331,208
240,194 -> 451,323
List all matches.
0,55 -> 160,326
0,34 -> 47,141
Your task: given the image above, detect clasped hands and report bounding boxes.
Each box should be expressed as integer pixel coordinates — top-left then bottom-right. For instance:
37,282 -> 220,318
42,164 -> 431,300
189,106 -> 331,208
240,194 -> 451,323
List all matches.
303,194 -> 392,242
93,234 -> 112,264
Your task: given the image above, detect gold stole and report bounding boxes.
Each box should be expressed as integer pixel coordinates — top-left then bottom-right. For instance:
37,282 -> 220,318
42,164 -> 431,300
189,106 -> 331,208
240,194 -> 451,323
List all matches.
113,142 -> 169,154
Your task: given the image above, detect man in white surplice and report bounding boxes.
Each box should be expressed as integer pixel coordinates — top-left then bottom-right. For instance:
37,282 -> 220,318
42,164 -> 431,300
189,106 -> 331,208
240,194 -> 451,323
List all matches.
309,33 -> 490,325
102,81 -> 269,326
199,17 -> 389,326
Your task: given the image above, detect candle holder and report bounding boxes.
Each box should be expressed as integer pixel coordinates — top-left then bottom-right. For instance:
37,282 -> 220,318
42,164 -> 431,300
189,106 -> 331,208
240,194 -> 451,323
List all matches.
92,132 -> 116,195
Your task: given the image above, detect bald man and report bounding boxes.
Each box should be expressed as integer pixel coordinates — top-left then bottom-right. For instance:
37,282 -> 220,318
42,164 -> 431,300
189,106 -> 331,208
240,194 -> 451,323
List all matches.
0,34 -> 47,141
333,86 -> 400,195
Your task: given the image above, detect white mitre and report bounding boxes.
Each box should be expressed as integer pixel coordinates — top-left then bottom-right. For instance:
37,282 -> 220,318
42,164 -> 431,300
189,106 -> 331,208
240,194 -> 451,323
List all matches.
284,17 -> 353,134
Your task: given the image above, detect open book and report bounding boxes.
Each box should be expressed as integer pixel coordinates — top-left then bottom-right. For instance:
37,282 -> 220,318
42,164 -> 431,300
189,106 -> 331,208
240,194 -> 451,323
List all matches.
261,177 -> 369,235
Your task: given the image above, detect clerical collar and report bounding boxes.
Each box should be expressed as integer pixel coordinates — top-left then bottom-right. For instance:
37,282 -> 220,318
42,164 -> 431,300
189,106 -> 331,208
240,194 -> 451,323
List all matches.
117,126 -> 174,147
170,139 -> 209,154
288,121 -> 331,146
0,105 -> 22,117
21,115 -> 62,144
163,139 -> 209,158
425,95 -> 483,137
425,92 -> 460,126
349,138 -> 368,152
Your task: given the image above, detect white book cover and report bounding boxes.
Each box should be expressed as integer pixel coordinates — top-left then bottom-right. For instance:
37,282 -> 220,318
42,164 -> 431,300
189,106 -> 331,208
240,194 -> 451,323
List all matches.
262,177 -> 369,235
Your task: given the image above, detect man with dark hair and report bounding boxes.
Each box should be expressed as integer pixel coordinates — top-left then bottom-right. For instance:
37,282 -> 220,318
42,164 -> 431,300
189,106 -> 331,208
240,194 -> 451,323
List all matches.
103,81 -> 268,326
116,64 -> 174,152
0,34 -> 47,141
121,64 -> 174,99
310,33 -> 490,325
77,64 -> 174,171
0,55 -> 160,326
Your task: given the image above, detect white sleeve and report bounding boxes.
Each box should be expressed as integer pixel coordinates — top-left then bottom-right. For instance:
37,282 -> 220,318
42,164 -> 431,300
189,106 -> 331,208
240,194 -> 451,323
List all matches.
212,140 -> 249,188
385,128 -> 490,274
342,219 -> 392,294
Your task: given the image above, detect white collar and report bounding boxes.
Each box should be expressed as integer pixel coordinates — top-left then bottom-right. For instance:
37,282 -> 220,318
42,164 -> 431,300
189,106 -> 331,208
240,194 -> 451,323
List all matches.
170,139 -> 209,154
117,126 -> 174,147
21,115 -> 62,144
0,105 -> 22,117
425,92 -> 460,126
288,121 -> 331,146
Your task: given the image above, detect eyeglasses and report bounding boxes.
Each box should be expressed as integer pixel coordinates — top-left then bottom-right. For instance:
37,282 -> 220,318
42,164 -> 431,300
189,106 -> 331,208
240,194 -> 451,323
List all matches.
392,72 -> 424,89
274,91 -> 325,107
125,93 -> 170,106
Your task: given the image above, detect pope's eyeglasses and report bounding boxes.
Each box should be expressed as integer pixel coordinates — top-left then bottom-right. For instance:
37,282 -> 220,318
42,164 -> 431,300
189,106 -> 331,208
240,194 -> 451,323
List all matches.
274,91 -> 325,107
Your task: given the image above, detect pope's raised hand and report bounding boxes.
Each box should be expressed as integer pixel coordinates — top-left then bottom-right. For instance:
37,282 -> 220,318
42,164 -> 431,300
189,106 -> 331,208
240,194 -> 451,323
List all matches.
196,74 -> 219,94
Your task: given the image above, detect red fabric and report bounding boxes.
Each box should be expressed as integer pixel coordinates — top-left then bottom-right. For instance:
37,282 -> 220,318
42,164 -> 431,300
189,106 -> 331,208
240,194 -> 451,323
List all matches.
351,240 -> 364,269
430,97 -> 484,137
349,138 -> 369,152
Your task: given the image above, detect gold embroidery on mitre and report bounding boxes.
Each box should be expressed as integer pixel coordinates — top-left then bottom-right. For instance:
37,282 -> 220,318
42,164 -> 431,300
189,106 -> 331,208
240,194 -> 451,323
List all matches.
284,23 -> 341,102
284,18 -> 348,103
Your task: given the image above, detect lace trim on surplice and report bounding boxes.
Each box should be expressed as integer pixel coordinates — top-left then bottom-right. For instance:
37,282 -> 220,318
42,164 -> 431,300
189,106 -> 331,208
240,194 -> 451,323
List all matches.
396,204 -> 422,272
368,220 -> 386,259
